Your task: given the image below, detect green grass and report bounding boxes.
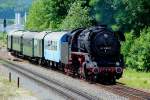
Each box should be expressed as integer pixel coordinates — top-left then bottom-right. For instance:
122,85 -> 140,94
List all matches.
118,69 -> 150,91
0,61 -> 35,99
0,62 -> 36,99
0,74 -> 33,99
0,32 -> 7,47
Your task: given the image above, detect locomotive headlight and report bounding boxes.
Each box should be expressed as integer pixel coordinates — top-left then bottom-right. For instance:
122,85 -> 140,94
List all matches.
104,34 -> 108,38
116,62 -> 120,66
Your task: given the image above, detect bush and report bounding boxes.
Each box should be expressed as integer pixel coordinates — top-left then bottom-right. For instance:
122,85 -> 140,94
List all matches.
122,27 -> 150,71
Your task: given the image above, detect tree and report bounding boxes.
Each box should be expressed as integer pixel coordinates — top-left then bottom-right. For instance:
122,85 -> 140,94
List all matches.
26,0 -> 75,31
61,1 -> 92,30
26,0 -> 48,31
114,0 -> 150,34
45,0 -> 75,29
89,0 -> 150,34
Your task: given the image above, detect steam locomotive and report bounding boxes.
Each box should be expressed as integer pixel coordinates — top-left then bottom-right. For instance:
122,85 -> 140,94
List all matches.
7,26 -> 125,83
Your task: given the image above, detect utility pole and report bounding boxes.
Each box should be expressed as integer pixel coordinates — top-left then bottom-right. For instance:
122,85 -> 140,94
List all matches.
3,19 -> 7,47
3,19 -> 6,32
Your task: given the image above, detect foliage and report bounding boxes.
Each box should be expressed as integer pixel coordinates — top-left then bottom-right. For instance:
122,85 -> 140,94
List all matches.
45,0 -> 74,30
122,27 -> 150,71
89,0 -> 150,34
0,32 -> 7,47
26,0 -> 74,31
113,0 -> 150,34
26,0 -> 48,31
27,0 -> 150,32
26,0 -> 150,71
121,31 -> 135,59
61,1 -> 92,30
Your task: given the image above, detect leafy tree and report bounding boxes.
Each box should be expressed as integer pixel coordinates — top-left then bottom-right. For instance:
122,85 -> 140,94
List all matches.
61,1 -> 92,30
89,0 -> 150,34
26,0 -> 74,31
26,0 -> 48,31
45,0 -> 75,29
114,0 -> 150,34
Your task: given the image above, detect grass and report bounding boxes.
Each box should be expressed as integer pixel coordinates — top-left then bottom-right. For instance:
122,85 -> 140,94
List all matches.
118,68 -> 150,91
0,74 -> 33,99
0,32 -> 7,47
0,61 -> 35,99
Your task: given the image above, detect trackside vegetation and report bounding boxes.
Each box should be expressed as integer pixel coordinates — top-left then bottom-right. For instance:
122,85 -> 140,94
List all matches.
0,62 -> 34,99
60,1 -> 92,30
118,69 -> 150,91
122,28 -> 150,71
0,32 -> 7,47
0,75 -> 33,99
26,0 -> 150,72
18,0 -> 150,89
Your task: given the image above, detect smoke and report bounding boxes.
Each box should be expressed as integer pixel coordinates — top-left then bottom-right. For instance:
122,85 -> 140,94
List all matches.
90,0 -> 121,27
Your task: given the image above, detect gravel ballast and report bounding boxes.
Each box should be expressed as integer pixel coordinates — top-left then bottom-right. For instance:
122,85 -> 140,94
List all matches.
0,48 -> 128,100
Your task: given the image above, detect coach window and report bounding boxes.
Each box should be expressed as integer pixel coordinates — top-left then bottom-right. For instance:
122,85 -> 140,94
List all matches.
53,41 -> 54,50
55,41 -> 57,50
17,38 -> 19,43
51,41 -> 53,50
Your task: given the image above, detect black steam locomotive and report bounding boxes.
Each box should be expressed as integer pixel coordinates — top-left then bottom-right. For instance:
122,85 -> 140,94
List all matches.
68,25 -> 125,83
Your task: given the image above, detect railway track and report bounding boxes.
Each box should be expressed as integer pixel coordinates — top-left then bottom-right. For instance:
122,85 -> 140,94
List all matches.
0,58 -> 98,100
115,83 -> 150,99
3,58 -> 150,100
97,81 -> 150,100
0,50 -> 150,100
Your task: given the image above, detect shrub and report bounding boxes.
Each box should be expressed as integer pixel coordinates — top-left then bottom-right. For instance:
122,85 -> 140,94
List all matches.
122,27 -> 150,71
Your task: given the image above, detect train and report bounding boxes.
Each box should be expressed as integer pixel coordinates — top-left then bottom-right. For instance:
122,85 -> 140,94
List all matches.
7,26 -> 125,84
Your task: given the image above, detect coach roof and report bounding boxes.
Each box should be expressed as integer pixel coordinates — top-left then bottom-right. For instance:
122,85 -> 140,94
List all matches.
34,31 -> 51,40
23,31 -> 37,39
12,30 -> 25,37
44,31 -> 68,41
